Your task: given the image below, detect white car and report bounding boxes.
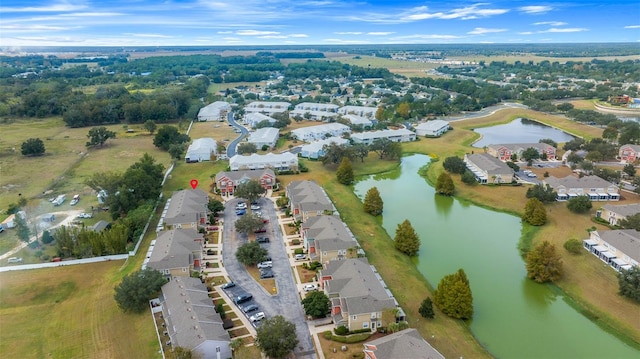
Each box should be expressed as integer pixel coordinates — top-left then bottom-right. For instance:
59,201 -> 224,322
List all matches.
251,204 -> 261,210
250,312 -> 265,322
257,261 -> 273,269
235,202 -> 247,210
295,254 -> 307,261
303,284 -> 317,292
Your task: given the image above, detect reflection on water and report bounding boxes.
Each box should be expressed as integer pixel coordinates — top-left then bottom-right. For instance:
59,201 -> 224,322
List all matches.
433,194 -> 454,218
473,118 -> 575,148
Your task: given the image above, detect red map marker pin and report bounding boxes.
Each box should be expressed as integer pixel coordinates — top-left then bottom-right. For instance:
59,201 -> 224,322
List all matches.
190,179 -> 198,189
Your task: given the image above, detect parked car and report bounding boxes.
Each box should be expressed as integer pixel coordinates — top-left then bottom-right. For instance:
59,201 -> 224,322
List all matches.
70,194 -> 80,206
236,209 -> 246,215
257,261 -> 273,269
254,227 -> 267,233
250,312 -> 265,322
235,202 -> 247,210
303,283 -> 318,292
259,270 -> 274,279
221,282 -> 236,289
206,225 -> 219,231
295,254 -> 307,260
234,293 -> 253,304
251,204 -> 261,210
7,257 -> 22,263
256,237 -> 270,243
242,304 -> 259,313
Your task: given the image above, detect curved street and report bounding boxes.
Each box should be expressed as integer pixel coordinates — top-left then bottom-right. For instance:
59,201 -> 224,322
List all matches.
226,111 -> 249,158
220,196 -> 316,358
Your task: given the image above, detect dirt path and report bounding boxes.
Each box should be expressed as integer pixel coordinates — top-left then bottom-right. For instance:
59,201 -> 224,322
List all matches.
0,210 -> 83,261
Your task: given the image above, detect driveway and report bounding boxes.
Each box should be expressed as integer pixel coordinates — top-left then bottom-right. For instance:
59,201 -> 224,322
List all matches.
221,197 -> 316,358
226,112 -> 249,158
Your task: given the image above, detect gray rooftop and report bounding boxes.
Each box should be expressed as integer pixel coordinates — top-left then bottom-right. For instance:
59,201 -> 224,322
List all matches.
287,180 -> 335,213
364,328 -> 444,359
598,229 -> 640,262
601,203 -> 640,218
147,229 -> 203,271
215,169 -> 275,183
544,175 -> 617,190
161,277 -> 230,351
321,258 -> 390,301
465,153 -> 514,175
164,189 -> 208,225
304,215 -> 357,252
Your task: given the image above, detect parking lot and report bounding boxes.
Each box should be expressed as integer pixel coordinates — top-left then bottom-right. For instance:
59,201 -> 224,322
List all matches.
219,196 -> 316,358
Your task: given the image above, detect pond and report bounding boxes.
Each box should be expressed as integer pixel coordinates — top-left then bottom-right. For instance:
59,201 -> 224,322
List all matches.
472,118 -> 575,148
354,154 -> 639,358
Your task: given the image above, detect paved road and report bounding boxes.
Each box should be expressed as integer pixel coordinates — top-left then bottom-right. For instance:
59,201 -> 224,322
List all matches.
446,102 -> 528,122
226,112 -> 249,158
221,197 -> 316,358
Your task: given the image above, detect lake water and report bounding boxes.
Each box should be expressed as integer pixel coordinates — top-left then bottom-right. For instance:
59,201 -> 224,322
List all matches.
472,118 -> 575,148
354,154 -> 639,358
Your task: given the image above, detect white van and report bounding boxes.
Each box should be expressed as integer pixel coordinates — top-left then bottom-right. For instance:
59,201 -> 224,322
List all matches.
8,257 -> 22,263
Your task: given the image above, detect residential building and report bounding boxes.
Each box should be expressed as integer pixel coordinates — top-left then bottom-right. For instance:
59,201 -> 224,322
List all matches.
286,180 -> 336,221
159,277 -> 231,359
363,328 -> 444,359
598,203 -> 640,225
338,105 -> 377,119
164,189 -> 209,229
543,175 -> 620,201
197,101 -> 231,122
464,153 -> 515,184
290,109 -> 339,121
350,129 -> 416,145
414,120 -> 451,137
185,138 -> 217,163
244,101 -> 290,115
299,137 -> 349,159
319,258 -> 398,332
215,169 -> 276,196
247,127 -> 279,149
229,152 -> 298,172
301,215 -> 358,262
243,112 -> 276,128
582,229 -> 639,271
291,123 -> 351,142
294,102 -> 339,113
341,114 -> 373,128
486,143 -> 556,161
619,144 -> 640,163
147,229 -> 204,277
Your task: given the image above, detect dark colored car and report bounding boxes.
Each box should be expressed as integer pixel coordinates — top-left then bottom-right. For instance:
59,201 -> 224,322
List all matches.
242,304 -> 259,313
260,270 -> 274,279
256,237 -> 270,243
234,293 -> 253,304
221,282 -> 236,289
254,227 -> 267,233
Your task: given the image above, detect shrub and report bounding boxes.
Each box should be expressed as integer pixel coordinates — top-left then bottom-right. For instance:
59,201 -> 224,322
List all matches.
294,248 -> 304,255
563,239 -> 582,254
323,331 -> 333,340
334,325 -> 349,335
291,239 -> 301,245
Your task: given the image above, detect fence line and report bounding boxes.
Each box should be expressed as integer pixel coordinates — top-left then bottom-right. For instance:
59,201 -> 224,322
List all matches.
0,254 -> 128,272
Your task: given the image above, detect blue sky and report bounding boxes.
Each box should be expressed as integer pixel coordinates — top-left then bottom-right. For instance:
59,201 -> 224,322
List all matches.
0,0 -> 638,47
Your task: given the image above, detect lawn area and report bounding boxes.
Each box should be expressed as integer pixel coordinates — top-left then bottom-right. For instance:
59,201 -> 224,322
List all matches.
331,55 -> 439,78
0,260 -> 161,359
207,81 -> 265,95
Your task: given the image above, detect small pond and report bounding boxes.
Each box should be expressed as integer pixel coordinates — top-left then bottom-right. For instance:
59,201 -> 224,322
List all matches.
473,118 -> 575,148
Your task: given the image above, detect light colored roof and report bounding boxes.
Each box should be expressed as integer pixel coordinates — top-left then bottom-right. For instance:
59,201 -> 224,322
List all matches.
294,102 -> 339,111
197,101 -> 230,119
147,229 -> 202,271
291,123 -> 350,140
544,175 -> 618,190
466,153 -> 514,175
304,215 -> 357,252
620,144 -> 640,152
164,189 -> 208,225
601,203 -> 640,218
287,180 -> 335,213
161,277 -> 229,351
351,128 -> 414,141
248,127 -> 279,144
415,120 -> 450,131
338,105 -> 377,116
229,152 -> 298,168
300,137 -> 349,154
186,138 -> 217,155
598,229 -> 640,262
245,101 -> 291,112
364,328 -> 444,359
341,114 -> 373,126
321,258 -> 390,301
290,109 -> 339,118
215,168 -> 275,183
244,112 -> 275,125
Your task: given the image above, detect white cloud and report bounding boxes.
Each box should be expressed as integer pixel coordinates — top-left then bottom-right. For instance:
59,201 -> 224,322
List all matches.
467,27 -> 507,35
322,38 -> 369,44
217,31 -> 233,34
334,32 -> 363,35
518,31 -> 535,35
258,35 -> 287,39
0,2 -> 88,13
533,21 -> 567,26
541,27 -> 588,33
0,24 -> 74,32
624,25 -> 640,29
519,6 -> 553,14
367,32 -> 394,36
404,4 -> 509,21
289,34 -> 308,38
392,34 -> 463,40
123,33 -> 175,38
236,30 -> 280,36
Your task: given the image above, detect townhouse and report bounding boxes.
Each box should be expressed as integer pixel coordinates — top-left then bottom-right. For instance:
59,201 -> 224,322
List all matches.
163,189 -> 209,230
301,215 -> 359,263
486,143 -> 556,161
350,128 -> 416,145
229,152 -> 298,172
542,175 -> 620,201
464,153 -> 515,184
214,169 -> 276,196
146,229 -> 204,277
286,180 -> 336,222
583,229 -> 639,272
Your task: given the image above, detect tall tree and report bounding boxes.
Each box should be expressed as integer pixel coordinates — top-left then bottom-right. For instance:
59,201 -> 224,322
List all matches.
235,241 -> 268,266
443,156 -> 467,174
237,142 -> 258,155
435,172 -> 455,196
522,198 -> 547,226
394,219 -> 420,256
623,163 -> 636,178
525,241 -> 563,283
301,291 -> 330,318
567,195 -> 592,214
419,297 -> 435,319
234,179 -> 266,204
363,186 -> 384,216
15,214 -> 31,242
143,120 -> 157,134
619,213 -> 640,231
86,126 -> 116,148
351,142 -> 370,163
255,316 -> 299,358
153,125 -> 190,151
234,214 -> 266,235
526,183 -> 557,203
617,266 -> 640,303
336,157 -> 354,185
114,268 -> 167,313
21,138 -> 45,156
434,269 -> 474,319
